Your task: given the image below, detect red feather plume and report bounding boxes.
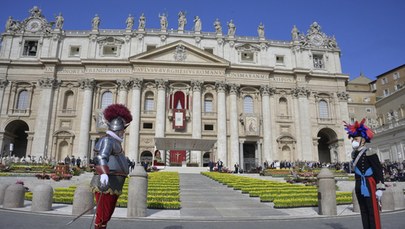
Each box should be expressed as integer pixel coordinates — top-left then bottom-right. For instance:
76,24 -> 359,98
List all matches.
103,104 -> 133,123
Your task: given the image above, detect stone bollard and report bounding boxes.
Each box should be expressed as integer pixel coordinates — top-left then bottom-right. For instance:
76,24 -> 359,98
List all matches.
0,183 -> 10,205
3,184 -> 25,208
127,165 -> 148,217
317,167 -> 337,215
72,185 -> 94,215
31,184 -> 53,211
391,184 -> 405,209
381,187 -> 395,211
352,189 -> 360,212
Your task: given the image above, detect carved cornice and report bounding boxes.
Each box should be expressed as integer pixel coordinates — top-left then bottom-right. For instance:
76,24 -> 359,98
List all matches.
0,79 -> 9,89
228,83 -> 240,95
79,78 -> 96,90
215,81 -> 227,93
131,78 -> 143,89
38,78 -> 60,89
155,79 -> 168,90
337,91 -> 349,101
116,79 -> 131,90
260,85 -> 276,96
191,80 -> 204,92
292,87 -> 310,98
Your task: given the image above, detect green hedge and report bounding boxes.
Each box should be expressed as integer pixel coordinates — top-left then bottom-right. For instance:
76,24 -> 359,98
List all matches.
25,171 -> 181,209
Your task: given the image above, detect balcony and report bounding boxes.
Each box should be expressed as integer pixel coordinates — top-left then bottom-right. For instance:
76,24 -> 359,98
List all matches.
373,118 -> 405,134
9,108 -> 30,116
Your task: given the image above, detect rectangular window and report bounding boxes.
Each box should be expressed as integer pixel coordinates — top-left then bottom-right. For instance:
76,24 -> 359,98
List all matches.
393,72 -> 400,80
313,55 -> 324,69
350,117 -> 355,123
204,100 -> 213,112
204,124 -> 214,131
69,46 -> 81,57
383,89 -> 389,97
381,77 -> 388,85
370,83 -> 377,91
204,48 -> 214,54
394,84 -> 402,91
143,123 -> 153,129
144,98 -> 154,111
22,40 -> 38,56
103,45 -> 118,56
276,55 -> 284,64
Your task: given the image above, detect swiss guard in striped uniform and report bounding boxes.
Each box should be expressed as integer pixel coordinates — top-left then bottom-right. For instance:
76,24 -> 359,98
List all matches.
344,118 -> 385,229
90,104 -> 132,229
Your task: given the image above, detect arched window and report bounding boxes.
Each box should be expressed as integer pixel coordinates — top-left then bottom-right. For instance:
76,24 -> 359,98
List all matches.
319,100 -> 329,119
144,91 -> 155,112
101,91 -> 113,109
204,93 -> 213,112
63,90 -> 74,110
243,96 -> 254,114
279,97 -> 288,116
17,90 -> 29,110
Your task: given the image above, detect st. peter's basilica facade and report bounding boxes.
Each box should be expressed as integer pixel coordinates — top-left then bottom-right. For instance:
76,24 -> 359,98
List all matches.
0,7 -> 352,170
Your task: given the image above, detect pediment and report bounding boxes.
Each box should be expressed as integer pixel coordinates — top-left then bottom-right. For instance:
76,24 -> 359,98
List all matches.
129,40 -> 229,67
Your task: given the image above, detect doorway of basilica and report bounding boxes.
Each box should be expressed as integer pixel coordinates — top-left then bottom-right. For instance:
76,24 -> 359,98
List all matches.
3,120 -> 29,158
317,128 -> 338,163
243,142 -> 256,172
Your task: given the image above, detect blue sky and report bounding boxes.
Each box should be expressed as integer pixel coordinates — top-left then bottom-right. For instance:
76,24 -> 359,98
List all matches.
1,0 -> 404,80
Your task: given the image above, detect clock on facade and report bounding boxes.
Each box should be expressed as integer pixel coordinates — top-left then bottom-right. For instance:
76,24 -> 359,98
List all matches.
25,19 -> 42,32
310,34 -> 324,46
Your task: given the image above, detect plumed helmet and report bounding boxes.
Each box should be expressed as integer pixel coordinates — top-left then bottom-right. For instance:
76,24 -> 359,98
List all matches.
103,104 -> 133,132
343,118 -> 374,143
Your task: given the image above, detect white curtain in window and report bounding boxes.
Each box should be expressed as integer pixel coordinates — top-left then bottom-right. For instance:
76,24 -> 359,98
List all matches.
204,94 -> 213,112
319,100 -> 329,118
101,91 -> 113,109
17,90 -> 29,110
244,96 -> 254,114
144,98 -> 154,111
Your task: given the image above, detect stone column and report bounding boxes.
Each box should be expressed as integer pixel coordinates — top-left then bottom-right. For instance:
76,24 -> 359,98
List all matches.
239,141 -> 244,170
32,78 -> 59,158
77,79 -> 95,160
155,79 -> 167,158
229,83 -> 240,167
215,82 -> 227,166
292,87 -> 312,160
117,79 -> 131,105
191,80 -> 203,166
0,80 -> 9,114
260,85 -> 275,162
129,78 -> 143,163
337,92 -> 352,161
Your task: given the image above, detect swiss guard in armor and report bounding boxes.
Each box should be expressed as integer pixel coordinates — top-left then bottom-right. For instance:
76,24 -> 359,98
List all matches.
344,119 -> 385,229
90,104 -> 132,229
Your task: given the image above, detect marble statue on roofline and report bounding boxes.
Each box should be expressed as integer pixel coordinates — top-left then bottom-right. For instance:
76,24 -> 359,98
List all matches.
126,14 -> 134,30
178,11 -> 187,30
138,13 -> 146,30
193,16 -> 201,32
214,18 -> 222,34
55,13 -> 64,30
92,14 -> 100,30
227,19 -> 236,36
159,13 -> 168,30
257,22 -> 265,38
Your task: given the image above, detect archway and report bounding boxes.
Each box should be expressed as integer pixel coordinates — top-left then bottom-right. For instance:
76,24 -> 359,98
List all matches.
140,151 -> 153,164
58,141 -> 69,162
202,152 -> 211,167
317,128 -> 338,163
3,120 -> 29,158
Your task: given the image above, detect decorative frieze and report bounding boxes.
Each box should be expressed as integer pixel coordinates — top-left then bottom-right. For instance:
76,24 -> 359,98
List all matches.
134,66 -> 224,76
